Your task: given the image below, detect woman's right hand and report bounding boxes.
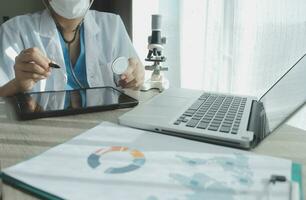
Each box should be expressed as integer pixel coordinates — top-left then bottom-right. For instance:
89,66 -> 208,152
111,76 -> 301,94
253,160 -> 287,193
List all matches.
13,47 -> 51,92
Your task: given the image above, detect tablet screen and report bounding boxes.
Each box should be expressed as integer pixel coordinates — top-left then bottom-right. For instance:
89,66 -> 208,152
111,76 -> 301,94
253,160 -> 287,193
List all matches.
13,87 -> 138,120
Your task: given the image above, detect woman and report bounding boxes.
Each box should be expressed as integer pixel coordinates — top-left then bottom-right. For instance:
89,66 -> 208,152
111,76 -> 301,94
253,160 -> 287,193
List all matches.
0,0 -> 145,97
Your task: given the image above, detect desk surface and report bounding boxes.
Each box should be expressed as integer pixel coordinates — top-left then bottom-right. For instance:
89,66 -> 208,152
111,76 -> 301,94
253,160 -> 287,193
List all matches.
0,91 -> 305,200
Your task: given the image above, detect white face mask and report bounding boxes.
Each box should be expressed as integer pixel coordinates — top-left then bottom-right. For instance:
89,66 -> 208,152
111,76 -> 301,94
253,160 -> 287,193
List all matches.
49,0 -> 91,19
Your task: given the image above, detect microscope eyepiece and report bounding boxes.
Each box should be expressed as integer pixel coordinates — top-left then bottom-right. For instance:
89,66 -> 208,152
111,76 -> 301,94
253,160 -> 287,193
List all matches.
152,15 -> 162,30
150,15 -> 163,45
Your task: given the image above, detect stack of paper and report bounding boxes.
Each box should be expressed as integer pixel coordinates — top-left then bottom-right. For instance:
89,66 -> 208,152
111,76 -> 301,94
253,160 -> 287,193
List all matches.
1,122 -> 302,200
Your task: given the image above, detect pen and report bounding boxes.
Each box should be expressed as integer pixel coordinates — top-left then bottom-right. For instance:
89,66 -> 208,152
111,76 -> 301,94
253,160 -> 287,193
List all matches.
269,175 -> 287,184
49,63 -> 61,69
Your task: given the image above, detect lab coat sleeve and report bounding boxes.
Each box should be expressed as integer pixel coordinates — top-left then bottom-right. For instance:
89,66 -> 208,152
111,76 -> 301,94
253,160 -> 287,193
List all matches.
0,21 -> 23,87
113,15 -> 139,60
111,15 -> 142,86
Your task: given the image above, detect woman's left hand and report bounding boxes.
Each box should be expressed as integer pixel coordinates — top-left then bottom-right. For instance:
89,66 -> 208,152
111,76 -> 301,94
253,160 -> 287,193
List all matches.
119,58 -> 145,90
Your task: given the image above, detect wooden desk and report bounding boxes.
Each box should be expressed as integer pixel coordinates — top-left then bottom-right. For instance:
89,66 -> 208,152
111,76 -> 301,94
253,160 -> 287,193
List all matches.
0,91 -> 305,200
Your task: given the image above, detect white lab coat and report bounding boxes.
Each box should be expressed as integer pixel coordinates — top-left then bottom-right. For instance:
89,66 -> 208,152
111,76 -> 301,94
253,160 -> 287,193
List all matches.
0,9 -> 138,92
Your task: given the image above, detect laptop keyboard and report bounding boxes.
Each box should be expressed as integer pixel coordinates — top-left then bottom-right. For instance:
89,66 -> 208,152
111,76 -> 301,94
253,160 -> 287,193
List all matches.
174,93 -> 247,134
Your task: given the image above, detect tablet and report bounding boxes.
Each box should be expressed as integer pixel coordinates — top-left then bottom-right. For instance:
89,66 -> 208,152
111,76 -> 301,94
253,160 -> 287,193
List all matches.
10,87 -> 139,120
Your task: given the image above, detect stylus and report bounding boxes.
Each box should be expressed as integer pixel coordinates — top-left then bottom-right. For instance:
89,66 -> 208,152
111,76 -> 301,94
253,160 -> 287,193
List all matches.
49,63 -> 61,69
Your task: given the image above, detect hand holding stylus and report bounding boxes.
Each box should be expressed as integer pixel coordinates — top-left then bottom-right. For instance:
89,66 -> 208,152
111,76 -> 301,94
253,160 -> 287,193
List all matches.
13,47 -> 59,92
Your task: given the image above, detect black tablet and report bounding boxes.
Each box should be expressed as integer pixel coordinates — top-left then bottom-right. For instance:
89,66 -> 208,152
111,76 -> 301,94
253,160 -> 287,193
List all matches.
10,86 -> 139,120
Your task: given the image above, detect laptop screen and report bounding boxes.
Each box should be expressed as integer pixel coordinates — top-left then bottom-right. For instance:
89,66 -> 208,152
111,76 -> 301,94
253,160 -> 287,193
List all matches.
259,54 -> 306,132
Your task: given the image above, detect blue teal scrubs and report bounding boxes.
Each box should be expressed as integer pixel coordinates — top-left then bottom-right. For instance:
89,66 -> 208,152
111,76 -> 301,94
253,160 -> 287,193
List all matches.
58,25 -> 88,107
58,24 -> 89,90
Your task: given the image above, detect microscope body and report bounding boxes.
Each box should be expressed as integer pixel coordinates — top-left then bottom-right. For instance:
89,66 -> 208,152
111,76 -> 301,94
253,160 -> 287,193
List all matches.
141,15 -> 169,92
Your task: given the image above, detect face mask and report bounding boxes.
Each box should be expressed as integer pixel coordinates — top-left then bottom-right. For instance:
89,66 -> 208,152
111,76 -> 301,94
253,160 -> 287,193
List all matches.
49,0 -> 91,19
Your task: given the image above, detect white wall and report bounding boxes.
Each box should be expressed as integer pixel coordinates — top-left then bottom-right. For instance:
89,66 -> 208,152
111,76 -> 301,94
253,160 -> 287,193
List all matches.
0,0 -> 44,24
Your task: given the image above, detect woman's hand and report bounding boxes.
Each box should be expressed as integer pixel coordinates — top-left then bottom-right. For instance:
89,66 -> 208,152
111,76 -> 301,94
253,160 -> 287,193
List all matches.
14,47 -> 51,92
119,58 -> 145,90
21,94 -> 44,113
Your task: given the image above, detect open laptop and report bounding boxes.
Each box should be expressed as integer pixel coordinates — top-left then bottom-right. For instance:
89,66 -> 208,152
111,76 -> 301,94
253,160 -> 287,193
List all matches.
119,54 -> 306,149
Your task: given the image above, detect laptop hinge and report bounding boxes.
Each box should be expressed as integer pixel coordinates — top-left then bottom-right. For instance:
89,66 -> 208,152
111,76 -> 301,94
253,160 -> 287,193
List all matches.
247,100 -> 269,148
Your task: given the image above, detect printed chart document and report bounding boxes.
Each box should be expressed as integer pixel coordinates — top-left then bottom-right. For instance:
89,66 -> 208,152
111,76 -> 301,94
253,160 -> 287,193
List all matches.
1,122 -> 302,200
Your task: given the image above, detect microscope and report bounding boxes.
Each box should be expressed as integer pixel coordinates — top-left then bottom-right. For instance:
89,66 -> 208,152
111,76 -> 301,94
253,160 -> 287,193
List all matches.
141,15 -> 169,92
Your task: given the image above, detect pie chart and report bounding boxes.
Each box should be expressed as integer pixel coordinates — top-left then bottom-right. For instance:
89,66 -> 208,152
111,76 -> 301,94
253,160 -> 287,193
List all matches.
87,146 -> 145,174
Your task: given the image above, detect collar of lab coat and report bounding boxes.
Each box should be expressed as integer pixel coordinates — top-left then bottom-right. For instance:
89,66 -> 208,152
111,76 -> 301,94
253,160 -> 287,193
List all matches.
39,10 -> 57,39
39,9 -> 100,39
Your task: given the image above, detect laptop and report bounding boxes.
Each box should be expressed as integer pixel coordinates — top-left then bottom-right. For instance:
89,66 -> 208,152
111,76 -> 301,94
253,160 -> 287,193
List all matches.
119,54 -> 306,149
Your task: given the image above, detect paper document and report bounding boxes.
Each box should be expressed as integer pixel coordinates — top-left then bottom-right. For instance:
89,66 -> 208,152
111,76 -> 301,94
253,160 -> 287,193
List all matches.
2,122 -> 299,200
